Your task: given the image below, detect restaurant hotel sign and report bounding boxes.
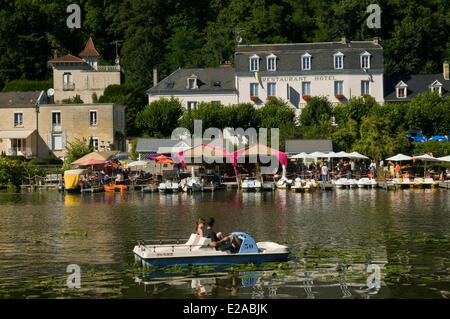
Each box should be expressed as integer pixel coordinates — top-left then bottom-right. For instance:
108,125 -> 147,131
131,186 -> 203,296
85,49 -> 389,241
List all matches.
261,75 -> 336,82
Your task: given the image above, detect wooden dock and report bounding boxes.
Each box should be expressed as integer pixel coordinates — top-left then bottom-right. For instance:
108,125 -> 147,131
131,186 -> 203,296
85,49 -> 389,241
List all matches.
439,181 -> 450,189
20,184 -> 58,191
319,181 -> 333,190
202,184 -> 226,192
377,181 -> 398,190
81,186 -> 104,193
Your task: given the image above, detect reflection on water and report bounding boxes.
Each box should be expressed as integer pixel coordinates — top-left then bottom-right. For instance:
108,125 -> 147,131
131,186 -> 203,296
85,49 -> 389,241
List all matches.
0,189 -> 449,299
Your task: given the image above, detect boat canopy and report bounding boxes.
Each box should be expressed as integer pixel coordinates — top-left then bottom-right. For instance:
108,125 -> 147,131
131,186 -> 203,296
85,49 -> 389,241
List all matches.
233,142 -> 287,167
64,169 -> 87,190
175,143 -> 233,169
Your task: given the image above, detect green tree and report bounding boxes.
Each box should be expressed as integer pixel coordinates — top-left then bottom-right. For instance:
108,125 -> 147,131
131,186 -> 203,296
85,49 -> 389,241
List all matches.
136,97 -> 184,137
0,157 -> 25,187
65,138 -> 94,166
298,96 -> 333,127
98,83 -> 147,136
331,118 -> 359,152
405,92 -> 450,136
353,115 -> 410,160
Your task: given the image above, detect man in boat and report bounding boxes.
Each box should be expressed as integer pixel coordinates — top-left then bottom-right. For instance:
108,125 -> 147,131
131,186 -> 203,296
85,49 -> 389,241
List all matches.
203,218 -> 241,253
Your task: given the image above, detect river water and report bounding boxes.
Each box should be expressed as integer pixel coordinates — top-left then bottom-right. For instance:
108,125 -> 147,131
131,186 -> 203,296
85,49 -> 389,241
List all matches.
0,188 -> 449,299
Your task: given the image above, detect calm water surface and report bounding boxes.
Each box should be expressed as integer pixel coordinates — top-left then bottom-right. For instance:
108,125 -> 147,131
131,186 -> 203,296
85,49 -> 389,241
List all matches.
0,189 -> 449,299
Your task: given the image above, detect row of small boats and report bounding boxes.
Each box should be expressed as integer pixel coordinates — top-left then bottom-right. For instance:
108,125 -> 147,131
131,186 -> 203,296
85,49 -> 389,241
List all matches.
384,177 -> 438,189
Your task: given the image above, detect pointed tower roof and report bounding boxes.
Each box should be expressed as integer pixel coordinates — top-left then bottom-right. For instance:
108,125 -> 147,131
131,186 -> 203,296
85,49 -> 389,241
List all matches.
79,37 -> 101,58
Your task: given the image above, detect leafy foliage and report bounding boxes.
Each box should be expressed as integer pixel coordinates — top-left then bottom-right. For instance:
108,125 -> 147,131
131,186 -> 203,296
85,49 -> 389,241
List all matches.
61,95 -> 83,104
98,84 -> 148,136
1,0 -> 448,90
64,138 -> 94,166
0,156 -> 25,187
2,79 -> 53,92
135,97 -> 184,138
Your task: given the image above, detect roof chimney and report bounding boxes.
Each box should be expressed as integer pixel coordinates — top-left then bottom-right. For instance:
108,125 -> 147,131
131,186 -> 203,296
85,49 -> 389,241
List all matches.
341,36 -> 347,44
219,61 -> 232,68
444,61 -> 449,80
153,68 -> 158,87
373,37 -> 380,44
54,50 -> 58,59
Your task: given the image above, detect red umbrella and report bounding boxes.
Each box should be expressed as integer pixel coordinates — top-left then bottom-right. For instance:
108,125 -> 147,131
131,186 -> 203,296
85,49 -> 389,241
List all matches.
78,159 -> 106,170
156,158 -> 174,164
78,159 -> 106,166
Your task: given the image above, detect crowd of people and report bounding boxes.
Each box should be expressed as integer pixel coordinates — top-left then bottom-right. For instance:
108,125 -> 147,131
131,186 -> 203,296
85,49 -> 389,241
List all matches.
290,159 -> 450,182
78,167 -> 154,189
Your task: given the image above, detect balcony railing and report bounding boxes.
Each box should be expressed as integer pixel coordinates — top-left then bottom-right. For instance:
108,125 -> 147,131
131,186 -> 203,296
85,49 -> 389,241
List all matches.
7,147 -> 33,158
96,65 -> 120,72
63,83 -> 75,91
52,124 -> 62,132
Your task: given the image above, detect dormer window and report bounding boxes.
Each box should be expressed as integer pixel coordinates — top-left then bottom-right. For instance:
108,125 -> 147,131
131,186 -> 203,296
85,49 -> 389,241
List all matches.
187,75 -> 198,89
267,54 -> 277,71
396,81 -> 408,98
249,55 -> 259,72
361,51 -> 371,69
334,52 -> 344,70
302,53 -> 311,70
429,80 -> 443,96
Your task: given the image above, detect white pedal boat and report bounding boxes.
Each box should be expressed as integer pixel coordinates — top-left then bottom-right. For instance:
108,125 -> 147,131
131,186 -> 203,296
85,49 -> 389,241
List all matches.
276,165 -> 293,189
133,232 -> 290,267
241,179 -> 263,191
334,178 -> 349,189
357,178 -> 377,189
158,181 -> 180,193
181,167 -> 203,192
291,178 -> 315,192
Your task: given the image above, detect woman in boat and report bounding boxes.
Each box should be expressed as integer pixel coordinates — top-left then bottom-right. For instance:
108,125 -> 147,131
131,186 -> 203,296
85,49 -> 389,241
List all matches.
195,218 -> 205,237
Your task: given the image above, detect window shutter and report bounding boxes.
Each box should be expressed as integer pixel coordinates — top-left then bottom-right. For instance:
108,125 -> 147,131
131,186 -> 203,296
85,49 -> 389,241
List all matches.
62,133 -> 67,149
47,134 -> 53,150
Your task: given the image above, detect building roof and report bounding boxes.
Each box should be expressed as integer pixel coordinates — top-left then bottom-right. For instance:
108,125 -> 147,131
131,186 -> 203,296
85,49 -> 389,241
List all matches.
285,139 -> 333,155
384,74 -> 450,101
79,37 -> 101,58
235,41 -> 383,75
71,151 -> 120,165
148,68 -> 236,94
48,53 -> 86,64
0,91 -> 48,107
136,139 -> 182,153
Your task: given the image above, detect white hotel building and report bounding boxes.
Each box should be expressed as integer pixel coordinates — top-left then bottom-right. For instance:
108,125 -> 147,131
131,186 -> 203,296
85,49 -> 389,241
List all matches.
148,38 -> 449,114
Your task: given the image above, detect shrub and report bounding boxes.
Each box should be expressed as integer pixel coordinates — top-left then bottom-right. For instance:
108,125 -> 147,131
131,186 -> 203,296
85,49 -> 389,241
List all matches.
411,141 -> 450,157
61,95 -> 83,104
2,79 -> 52,92
0,157 -> 26,187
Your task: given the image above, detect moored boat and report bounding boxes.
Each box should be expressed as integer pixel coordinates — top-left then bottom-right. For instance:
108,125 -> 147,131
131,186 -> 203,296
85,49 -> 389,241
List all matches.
104,184 -> 128,192
241,179 -> 263,192
334,178 -> 349,189
181,167 -> 203,192
158,181 -> 180,193
63,169 -> 87,193
276,165 -> 293,189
